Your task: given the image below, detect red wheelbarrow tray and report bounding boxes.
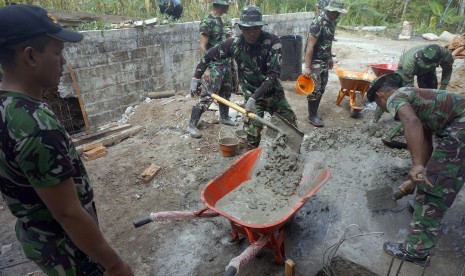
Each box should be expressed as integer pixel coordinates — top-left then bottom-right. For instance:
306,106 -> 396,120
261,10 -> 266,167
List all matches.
370,63 -> 398,77
201,147 -> 331,235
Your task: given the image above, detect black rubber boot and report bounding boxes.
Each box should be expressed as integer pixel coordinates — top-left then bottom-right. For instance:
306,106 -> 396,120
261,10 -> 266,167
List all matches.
219,103 -> 236,126
383,242 -> 430,267
307,97 -> 324,127
187,106 -> 203,138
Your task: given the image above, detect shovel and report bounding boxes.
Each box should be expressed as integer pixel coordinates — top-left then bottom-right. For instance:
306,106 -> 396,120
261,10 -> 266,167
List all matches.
210,93 -> 304,153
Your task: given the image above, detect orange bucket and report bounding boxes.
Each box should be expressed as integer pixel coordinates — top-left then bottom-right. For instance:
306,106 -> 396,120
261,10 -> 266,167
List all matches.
295,75 -> 314,95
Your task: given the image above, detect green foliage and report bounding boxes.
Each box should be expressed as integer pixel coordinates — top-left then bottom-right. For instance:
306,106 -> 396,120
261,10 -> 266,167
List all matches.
74,20 -> 114,31
428,0 -> 442,16
1,0 -> 464,34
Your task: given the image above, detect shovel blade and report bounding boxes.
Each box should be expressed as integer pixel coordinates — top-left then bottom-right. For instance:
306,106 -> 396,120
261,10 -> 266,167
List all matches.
265,114 -> 304,153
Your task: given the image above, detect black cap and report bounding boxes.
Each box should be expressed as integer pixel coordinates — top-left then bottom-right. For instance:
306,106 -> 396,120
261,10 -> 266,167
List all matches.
366,73 -> 403,102
0,4 -> 83,48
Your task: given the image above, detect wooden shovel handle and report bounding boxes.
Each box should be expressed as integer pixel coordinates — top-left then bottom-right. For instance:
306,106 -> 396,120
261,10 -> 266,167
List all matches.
210,93 -> 257,120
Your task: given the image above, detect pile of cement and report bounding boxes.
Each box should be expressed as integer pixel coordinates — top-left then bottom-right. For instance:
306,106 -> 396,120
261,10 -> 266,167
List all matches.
215,133 -> 305,225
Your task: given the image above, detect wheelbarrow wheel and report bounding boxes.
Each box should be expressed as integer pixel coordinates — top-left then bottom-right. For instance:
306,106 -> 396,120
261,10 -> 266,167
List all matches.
350,107 -> 361,118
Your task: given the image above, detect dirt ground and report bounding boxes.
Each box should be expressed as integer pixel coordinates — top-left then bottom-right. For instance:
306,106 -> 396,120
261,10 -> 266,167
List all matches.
2,29 -> 465,276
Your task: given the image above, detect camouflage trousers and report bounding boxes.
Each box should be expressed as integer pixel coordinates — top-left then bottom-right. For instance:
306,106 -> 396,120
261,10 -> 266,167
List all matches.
306,60 -> 329,101
15,205 -> 104,275
417,69 -> 438,89
195,62 -> 233,112
243,90 -> 297,144
404,117 -> 465,258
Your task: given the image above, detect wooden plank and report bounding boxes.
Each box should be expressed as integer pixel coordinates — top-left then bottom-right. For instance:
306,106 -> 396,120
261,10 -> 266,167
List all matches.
137,164 -> 161,183
83,150 -> 107,161
68,63 -> 91,134
285,259 -> 295,276
76,125 -> 143,154
83,145 -> 107,158
81,142 -> 103,152
72,124 -> 132,147
147,91 -> 176,99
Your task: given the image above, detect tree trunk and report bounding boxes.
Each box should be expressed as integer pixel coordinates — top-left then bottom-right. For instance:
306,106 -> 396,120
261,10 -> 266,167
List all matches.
457,0 -> 465,33
401,0 -> 409,22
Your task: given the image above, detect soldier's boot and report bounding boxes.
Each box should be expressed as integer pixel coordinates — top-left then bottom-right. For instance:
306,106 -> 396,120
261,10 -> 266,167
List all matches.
187,106 -> 203,138
383,242 -> 430,267
308,97 -> 324,127
219,103 -> 236,126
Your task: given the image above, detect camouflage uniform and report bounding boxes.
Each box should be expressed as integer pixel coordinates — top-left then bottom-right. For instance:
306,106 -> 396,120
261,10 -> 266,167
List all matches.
194,32 -> 297,145
195,13 -> 233,112
307,12 -> 336,101
0,91 -> 104,275
396,44 -> 454,90
386,87 -> 465,258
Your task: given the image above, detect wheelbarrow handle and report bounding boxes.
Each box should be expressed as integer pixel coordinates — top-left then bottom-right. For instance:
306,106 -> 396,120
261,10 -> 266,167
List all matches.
224,266 -> 237,276
133,216 -> 152,228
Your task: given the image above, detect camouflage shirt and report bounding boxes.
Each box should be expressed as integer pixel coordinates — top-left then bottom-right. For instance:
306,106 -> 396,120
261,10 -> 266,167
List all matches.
387,87 -> 465,133
396,45 -> 454,88
194,31 -> 283,100
200,14 -> 228,50
0,91 -> 95,233
308,13 -> 336,61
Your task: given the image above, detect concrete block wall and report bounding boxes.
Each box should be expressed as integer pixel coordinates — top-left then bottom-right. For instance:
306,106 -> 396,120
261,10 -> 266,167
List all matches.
60,12 -> 314,128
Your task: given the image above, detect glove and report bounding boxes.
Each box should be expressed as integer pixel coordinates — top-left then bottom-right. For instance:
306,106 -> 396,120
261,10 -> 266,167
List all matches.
189,78 -> 201,97
245,97 -> 256,114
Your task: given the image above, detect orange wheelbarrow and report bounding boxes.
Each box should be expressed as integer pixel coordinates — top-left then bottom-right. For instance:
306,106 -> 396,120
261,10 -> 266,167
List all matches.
133,148 -> 331,276
369,63 -> 398,77
334,65 -> 376,118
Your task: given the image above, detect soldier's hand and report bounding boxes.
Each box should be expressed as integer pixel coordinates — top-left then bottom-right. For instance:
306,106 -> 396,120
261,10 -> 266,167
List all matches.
328,58 -> 334,70
245,98 -> 256,114
409,165 -> 433,188
304,67 -> 312,79
189,78 -> 201,98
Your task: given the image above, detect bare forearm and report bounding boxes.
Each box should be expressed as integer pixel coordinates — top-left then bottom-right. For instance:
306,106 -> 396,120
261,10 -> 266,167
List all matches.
58,208 -> 123,271
403,117 -> 427,165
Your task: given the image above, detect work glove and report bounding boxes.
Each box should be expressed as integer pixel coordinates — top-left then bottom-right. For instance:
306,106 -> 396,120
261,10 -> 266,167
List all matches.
189,78 -> 201,97
245,97 -> 256,114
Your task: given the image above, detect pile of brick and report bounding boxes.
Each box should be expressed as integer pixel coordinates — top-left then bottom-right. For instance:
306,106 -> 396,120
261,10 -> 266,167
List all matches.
445,33 -> 465,59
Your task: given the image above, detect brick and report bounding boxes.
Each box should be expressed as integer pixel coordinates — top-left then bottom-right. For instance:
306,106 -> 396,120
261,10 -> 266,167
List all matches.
137,164 -> 161,183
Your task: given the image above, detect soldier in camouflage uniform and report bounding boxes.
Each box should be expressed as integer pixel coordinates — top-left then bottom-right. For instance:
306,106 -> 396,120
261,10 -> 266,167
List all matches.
187,0 -> 236,139
366,73 -> 465,267
190,5 -> 297,149
396,44 -> 454,90
304,0 -> 346,127
0,5 -> 133,275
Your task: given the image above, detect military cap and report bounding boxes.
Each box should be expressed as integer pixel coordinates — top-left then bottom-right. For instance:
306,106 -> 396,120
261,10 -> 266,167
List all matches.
325,0 -> 348,14
212,0 -> 230,5
0,4 -> 83,48
366,73 -> 403,102
238,5 -> 265,27
419,45 -> 441,62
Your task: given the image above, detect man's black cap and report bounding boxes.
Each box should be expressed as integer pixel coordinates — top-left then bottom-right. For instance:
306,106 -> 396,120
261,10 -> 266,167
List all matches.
0,4 -> 83,48
366,73 -> 403,102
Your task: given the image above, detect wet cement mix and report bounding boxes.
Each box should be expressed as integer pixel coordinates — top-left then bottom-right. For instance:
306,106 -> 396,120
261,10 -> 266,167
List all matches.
215,133 -> 306,225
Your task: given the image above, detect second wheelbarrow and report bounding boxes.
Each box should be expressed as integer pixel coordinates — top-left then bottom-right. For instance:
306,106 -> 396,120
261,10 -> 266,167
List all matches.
133,148 -> 331,275
334,65 -> 376,118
